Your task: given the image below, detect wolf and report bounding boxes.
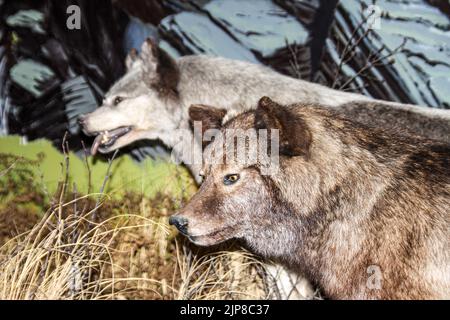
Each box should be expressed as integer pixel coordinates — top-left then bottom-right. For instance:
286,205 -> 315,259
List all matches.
170,97 -> 450,299
78,39 -> 450,184
78,39 -> 450,299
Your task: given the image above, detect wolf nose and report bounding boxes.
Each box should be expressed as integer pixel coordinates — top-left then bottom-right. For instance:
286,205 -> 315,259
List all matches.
77,115 -> 86,127
169,215 -> 189,234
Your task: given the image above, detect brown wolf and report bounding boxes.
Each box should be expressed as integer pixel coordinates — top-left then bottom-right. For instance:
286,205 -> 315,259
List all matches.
170,97 -> 450,299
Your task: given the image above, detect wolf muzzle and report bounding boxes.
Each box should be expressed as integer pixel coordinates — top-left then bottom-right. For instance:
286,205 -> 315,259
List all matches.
169,215 -> 189,235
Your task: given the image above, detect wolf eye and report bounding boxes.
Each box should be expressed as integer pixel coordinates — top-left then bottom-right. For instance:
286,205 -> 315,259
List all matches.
113,96 -> 124,106
223,174 -> 240,185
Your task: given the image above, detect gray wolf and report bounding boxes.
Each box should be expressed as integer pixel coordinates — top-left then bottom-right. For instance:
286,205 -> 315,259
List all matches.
78,39 -> 450,299
78,39 -> 450,184
170,97 -> 450,299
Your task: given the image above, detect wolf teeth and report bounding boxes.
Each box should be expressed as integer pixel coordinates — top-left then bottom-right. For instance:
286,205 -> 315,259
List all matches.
90,127 -> 131,156
101,131 -> 110,144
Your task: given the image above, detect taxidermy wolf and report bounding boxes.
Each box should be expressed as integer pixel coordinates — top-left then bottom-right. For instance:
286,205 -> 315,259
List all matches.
78,39 -> 450,184
171,97 -> 450,299
78,39 -> 450,299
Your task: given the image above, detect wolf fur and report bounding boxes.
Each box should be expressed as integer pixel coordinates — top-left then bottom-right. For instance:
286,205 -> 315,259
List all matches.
79,40 -> 450,184
78,40 -> 450,299
171,97 -> 450,299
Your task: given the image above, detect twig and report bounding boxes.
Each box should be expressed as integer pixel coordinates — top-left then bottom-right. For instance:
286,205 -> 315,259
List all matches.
58,132 -> 70,222
338,38 -> 406,91
80,141 -> 92,216
331,10 -> 376,88
286,39 -> 302,79
91,150 -> 119,224
0,158 -> 18,178
70,183 -> 79,244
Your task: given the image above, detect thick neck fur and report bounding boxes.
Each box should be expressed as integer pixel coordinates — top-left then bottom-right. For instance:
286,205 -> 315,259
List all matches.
259,106 -> 449,299
159,56 -> 450,180
172,56 -> 371,180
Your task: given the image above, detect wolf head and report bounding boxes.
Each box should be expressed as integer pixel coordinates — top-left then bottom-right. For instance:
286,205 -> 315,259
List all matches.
78,39 -> 181,155
170,97 -> 314,257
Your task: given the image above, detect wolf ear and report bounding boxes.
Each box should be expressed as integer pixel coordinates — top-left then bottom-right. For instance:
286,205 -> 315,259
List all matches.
153,46 -> 180,98
189,104 -> 227,148
125,48 -> 139,70
255,96 -> 311,157
140,38 -> 159,66
140,38 -> 179,98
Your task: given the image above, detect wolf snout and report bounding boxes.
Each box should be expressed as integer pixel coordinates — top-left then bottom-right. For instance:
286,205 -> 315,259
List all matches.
77,115 -> 93,136
78,115 -> 90,132
169,215 -> 189,235
77,115 -> 86,126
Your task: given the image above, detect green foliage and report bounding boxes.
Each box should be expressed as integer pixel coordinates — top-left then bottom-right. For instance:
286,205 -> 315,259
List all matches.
0,153 -> 47,213
0,136 -> 195,202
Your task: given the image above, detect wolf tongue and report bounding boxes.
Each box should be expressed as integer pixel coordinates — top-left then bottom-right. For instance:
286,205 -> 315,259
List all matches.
90,134 -> 104,155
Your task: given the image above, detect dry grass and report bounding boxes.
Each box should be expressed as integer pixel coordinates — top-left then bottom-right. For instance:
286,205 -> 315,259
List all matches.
0,132 -> 292,300
0,145 -> 279,300
0,193 -> 276,300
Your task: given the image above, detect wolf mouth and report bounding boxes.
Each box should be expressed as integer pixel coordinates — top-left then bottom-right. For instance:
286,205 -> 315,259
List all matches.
187,224 -> 237,245
90,126 -> 132,155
